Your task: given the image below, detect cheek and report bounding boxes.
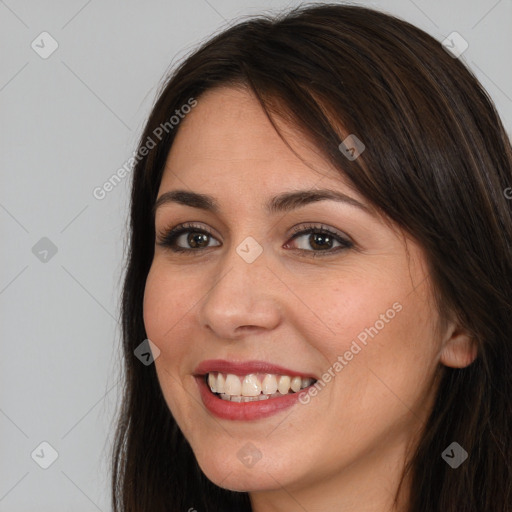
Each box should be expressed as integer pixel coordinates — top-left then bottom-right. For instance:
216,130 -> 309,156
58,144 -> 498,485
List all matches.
142,260 -> 212,388
142,261 -> 197,346
330,286 -> 440,422
287,265 -> 408,358
292,266 -> 440,405
142,262 -> 195,394
143,267 -> 167,345
143,263 -> 200,423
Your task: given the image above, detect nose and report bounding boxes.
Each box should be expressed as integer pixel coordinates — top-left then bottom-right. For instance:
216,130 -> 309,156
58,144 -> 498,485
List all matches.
197,243 -> 283,340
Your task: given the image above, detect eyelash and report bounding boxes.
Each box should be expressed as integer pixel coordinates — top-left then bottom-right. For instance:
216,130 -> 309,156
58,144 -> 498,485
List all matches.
156,222 -> 354,257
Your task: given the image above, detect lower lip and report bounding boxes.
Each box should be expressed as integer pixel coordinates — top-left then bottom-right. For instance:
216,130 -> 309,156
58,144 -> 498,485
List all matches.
196,376 -> 307,421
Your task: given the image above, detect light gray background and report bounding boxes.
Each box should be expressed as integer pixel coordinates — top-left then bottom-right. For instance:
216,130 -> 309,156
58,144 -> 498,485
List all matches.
1,0 -> 511,510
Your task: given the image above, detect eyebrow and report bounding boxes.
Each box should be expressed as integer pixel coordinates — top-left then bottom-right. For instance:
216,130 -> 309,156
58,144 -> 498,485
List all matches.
152,188 -> 371,217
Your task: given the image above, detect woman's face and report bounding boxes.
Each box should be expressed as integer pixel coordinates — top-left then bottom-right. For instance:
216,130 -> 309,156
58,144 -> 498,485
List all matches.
143,86 -> 463,507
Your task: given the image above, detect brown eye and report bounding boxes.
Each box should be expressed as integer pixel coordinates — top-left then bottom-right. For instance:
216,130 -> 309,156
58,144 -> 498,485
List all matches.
157,223 -> 221,253
285,225 -> 353,256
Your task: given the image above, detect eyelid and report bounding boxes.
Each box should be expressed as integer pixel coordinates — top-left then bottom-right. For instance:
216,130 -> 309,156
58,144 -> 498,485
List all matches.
156,222 -> 351,240
156,221 -> 355,255
288,223 -> 353,243
156,221 -> 217,242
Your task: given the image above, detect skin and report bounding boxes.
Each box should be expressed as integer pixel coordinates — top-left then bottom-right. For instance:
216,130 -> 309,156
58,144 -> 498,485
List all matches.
143,85 -> 477,512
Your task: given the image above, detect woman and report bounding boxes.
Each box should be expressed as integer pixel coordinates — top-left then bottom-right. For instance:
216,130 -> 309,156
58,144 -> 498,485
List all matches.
111,4 -> 512,511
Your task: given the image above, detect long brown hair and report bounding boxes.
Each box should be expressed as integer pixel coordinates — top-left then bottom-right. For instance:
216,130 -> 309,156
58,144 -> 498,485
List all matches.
111,4 -> 512,511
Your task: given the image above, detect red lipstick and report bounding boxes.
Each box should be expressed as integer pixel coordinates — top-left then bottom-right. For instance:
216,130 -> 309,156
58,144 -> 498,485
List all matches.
194,359 -> 317,379
194,359 -> 317,421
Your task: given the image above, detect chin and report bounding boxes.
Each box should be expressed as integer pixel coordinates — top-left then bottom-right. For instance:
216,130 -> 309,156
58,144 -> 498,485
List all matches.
202,465 -> 282,493
195,451 -> 294,492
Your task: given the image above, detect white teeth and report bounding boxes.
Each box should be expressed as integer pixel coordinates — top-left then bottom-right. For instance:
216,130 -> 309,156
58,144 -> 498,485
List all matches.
207,372 -> 316,399
216,373 -> 225,394
208,373 -> 217,393
219,393 -> 272,402
224,374 -> 242,395
277,375 -> 291,395
262,374 -> 278,395
302,377 -> 314,388
242,374 -> 261,396
290,376 -> 302,393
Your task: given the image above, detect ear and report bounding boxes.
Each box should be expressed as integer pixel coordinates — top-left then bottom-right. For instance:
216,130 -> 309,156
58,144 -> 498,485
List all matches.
439,323 -> 478,368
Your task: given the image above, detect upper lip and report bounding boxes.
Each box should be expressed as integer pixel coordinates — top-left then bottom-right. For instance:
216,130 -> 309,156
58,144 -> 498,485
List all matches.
194,359 -> 317,379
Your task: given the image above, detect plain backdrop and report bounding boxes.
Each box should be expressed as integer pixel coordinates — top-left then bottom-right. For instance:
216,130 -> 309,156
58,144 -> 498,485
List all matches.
1,0 -> 511,510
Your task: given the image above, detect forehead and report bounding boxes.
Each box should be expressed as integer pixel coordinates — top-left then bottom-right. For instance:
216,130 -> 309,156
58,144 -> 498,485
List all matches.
159,85 -> 352,193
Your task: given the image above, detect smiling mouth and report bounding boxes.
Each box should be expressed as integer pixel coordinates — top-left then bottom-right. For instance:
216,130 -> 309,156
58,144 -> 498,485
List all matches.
205,372 -> 317,402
